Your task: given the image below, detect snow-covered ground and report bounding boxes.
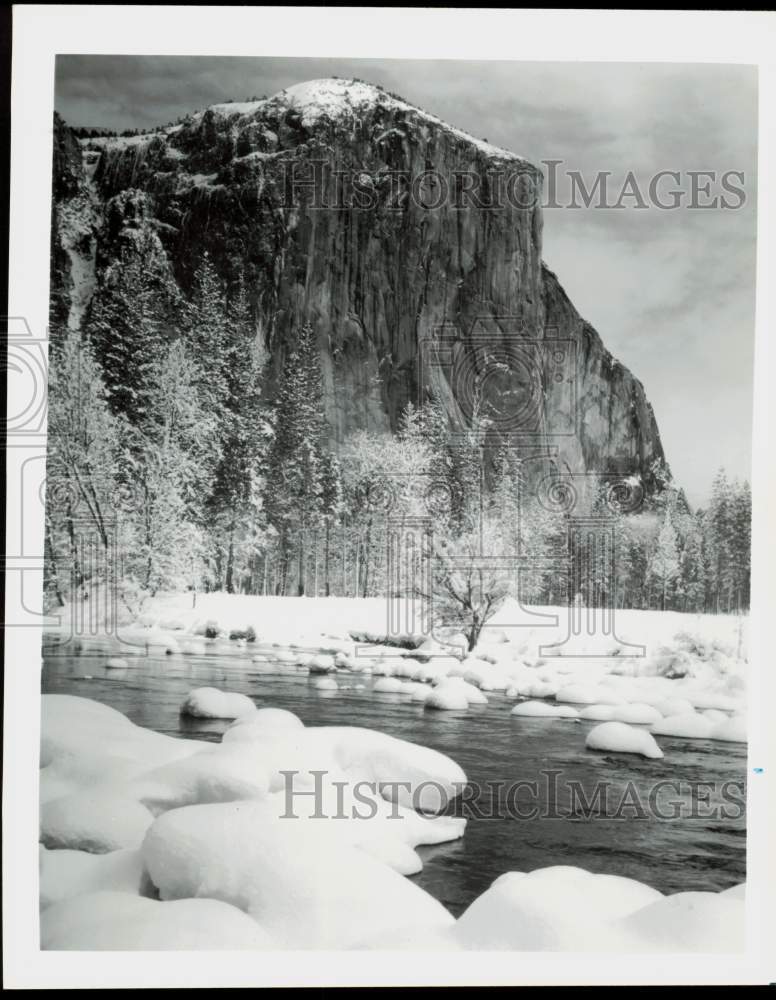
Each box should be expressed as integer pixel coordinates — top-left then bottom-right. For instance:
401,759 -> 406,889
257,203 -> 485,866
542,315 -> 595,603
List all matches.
40,593 -> 747,950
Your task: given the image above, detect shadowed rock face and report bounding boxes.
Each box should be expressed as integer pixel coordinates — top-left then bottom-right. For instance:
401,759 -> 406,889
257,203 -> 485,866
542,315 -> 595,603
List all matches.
51,79 -> 667,496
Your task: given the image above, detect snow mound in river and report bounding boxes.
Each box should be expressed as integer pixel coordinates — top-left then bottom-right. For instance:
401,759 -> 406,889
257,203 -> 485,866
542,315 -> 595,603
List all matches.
453,866 -> 744,952
142,802 -> 455,949
585,722 -> 664,759
180,687 -> 256,719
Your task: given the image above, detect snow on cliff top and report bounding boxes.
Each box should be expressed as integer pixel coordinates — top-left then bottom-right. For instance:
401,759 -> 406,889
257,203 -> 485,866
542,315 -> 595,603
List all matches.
205,78 -> 529,165
284,79 -> 528,163
81,80 -> 530,166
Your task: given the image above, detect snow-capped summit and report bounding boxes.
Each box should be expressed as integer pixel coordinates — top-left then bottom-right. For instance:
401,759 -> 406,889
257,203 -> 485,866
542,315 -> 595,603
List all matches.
283,78 -> 398,120
200,77 -> 527,163
278,77 -> 527,162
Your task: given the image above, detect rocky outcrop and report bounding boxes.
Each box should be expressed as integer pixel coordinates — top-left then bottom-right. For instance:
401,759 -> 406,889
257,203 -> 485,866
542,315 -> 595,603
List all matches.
50,114 -> 99,335
539,264 -> 665,488
52,78 -> 668,494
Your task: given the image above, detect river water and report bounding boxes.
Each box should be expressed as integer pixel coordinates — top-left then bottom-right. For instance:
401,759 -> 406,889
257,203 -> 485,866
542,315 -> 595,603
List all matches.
42,638 -> 746,917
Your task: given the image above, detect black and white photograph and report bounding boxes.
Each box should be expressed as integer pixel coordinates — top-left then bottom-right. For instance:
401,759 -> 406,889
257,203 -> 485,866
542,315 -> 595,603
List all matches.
4,6 -> 775,988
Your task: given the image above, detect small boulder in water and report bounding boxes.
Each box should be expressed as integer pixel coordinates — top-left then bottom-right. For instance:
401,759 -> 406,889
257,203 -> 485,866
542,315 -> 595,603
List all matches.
586,722 -> 663,759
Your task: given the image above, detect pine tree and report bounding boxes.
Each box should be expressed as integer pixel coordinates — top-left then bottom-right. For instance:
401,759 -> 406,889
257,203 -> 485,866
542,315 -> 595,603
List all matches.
265,324 -> 330,595
729,479 -> 752,611
676,511 -> 705,612
205,279 -> 270,592
707,468 -> 734,612
319,452 -> 343,597
649,510 -> 680,610
189,253 -> 231,412
120,339 -> 206,601
87,227 -> 183,425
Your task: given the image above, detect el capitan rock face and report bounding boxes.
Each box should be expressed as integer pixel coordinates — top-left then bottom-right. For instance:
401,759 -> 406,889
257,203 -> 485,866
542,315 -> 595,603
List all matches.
50,79 -> 667,494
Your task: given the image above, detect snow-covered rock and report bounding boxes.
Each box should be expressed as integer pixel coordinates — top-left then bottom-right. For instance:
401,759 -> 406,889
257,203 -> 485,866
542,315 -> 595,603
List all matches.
308,654 -> 336,674
425,684 -> 469,711
312,677 -> 338,691
39,846 -> 151,909
618,891 -> 745,952
353,836 -> 423,876
40,695 -> 202,804
41,891 -> 274,950
454,867 -> 662,950
610,702 -> 663,725
578,704 -> 616,721
521,680 -> 559,699
585,722 -> 664,759
393,657 -> 423,679
141,802 -> 455,949
444,678 -> 489,705
308,726 -> 467,813
652,697 -> 697,718
511,701 -> 579,719
425,678 -> 485,710
179,687 -> 256,720
555,684 -> 621,706
372,677 -> 405,694
40,790 -> 155,853
123,745 -> 271,814
687,691 -> 741,712
710,715 -> 747,743
651,713 -> 714,739
221,707 -> 304,743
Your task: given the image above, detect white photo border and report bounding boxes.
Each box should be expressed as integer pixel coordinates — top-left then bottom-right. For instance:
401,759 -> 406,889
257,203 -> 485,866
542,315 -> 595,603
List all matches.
5,5 -> 775,987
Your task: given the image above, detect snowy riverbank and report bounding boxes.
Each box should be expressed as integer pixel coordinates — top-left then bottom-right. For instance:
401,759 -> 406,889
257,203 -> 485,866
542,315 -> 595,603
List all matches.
46,592 -> 749,732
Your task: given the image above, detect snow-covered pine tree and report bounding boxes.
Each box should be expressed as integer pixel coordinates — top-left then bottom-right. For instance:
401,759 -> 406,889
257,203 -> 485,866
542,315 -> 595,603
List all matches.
648,509 -> 680,610
87,227 -> 183,426
265,323 -> 330,595
120,339 -> 207,602
707,468 -> 735,612
729,478 -> 752,611
675,509 -> 706,612
205,277 -> 271,593
189,252 -> 231,415
319,452 -> 343,597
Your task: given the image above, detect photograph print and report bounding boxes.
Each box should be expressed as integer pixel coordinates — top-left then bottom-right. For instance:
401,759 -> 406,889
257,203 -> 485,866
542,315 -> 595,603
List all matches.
35,42 -> 757,963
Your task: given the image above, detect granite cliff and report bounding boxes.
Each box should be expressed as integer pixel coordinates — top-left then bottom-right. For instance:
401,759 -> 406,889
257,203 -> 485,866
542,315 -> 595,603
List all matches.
50,79 -> 667,499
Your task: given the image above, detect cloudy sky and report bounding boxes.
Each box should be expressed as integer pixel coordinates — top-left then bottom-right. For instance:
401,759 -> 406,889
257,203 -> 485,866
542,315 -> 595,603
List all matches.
55,56 -> 758,508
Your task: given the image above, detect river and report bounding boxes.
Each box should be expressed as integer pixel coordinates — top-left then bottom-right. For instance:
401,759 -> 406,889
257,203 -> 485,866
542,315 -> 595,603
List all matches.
42,637 -> 746,917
